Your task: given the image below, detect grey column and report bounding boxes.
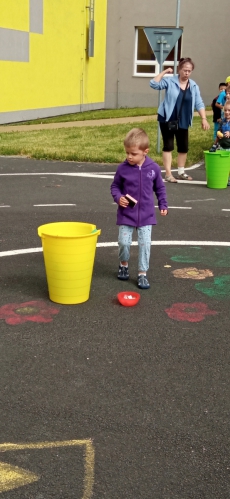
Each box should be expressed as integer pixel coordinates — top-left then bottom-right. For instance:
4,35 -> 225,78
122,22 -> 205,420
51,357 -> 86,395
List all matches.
30,0 -> 43,34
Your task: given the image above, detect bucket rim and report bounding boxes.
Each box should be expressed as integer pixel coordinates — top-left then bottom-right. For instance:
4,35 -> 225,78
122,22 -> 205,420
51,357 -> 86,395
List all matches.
38,228 -> 101,239
204,150 -> 230,156
38,222 -> 100,239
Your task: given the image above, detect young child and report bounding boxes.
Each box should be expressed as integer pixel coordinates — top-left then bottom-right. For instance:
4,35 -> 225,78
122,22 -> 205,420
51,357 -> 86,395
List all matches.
211,82 -> 226,141
210,86 -> 230,152
220,86 -> 230,120
215,76 -> 230,113
214,102 -> 230,186
110,128 -> 168,289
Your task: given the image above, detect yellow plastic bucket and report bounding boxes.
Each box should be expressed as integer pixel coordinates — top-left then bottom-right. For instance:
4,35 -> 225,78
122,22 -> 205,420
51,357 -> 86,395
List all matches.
38,222 -> 101,305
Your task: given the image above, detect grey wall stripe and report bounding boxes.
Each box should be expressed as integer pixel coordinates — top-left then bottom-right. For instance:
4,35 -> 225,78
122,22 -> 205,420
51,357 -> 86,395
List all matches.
0,103 -> 105,125
30,0 -> 43,34
0,28 -> 29,62
0,0 -> 43,61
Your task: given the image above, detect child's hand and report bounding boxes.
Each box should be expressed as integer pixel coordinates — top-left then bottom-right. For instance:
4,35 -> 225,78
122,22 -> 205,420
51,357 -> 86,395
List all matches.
119,196 -> 129,207
160,209 -> 168,216
224,131 -> 230,138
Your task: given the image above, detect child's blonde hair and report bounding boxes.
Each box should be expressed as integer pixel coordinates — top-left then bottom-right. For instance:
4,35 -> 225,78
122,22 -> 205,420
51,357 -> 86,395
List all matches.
224,101 -> 230,109
124,128 -> 149,151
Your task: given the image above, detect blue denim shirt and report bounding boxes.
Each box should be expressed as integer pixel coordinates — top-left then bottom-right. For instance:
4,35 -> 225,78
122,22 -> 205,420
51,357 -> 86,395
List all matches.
150,75 -> 205,126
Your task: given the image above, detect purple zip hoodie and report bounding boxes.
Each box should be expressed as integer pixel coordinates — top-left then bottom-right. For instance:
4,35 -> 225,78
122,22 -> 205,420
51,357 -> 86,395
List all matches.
111,156 -> 168,227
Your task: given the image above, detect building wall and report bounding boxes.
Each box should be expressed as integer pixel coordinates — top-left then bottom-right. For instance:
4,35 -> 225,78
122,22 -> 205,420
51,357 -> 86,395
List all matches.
105,0 -> 229,108
0,0 -> 107,124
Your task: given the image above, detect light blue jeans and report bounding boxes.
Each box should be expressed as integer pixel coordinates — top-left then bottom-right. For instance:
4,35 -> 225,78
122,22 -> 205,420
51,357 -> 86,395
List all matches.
213,122 -> 219,140
118,225 -> 152,272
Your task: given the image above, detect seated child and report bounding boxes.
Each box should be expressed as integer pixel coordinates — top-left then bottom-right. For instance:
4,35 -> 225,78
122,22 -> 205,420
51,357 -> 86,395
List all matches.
210,102 -> 230,186
210,87 -> 230,152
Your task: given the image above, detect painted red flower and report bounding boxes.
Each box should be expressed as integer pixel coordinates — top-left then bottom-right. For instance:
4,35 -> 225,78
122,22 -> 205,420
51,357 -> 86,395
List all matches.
0,300 -> 59,325
165,302 -> 218,323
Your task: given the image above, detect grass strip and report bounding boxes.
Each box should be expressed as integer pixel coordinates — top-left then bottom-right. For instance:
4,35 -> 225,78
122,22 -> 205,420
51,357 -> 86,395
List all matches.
7,108 -> 159,126
0,117 -> 213,166
5,106 -> 212,127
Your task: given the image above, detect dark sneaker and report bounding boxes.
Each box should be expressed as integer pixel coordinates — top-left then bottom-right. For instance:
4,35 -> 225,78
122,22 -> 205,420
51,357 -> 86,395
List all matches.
209,145 -> 217,152
137,274 -> 150,289
117,265 -> 129,280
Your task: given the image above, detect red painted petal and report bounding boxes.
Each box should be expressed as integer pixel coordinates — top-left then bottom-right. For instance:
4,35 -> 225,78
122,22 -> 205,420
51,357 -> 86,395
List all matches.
5,316 -> 28,325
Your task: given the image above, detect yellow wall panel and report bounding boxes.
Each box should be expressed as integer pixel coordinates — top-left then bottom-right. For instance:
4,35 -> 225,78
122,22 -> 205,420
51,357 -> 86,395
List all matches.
0,0 -> 107,118
84,0 -> 107,104
0,0 -> 29,31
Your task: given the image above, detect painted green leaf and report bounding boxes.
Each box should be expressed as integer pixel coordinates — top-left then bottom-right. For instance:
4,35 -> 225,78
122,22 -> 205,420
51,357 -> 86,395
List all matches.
195,275 -> 230,299
164,247 -> 230,267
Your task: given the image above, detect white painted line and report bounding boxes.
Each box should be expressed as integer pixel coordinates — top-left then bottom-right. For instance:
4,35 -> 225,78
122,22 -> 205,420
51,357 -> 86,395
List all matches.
0,160 -> 203,181
164,180 -> 207,185
154,205 -> 192,209
89,172 -> 116,175
184,198 -> 215,202
97,241 -> 230,248
1,240 -> 230,258
0,172 -> 114,179
0,205 -> 10,208
0,248 -> 43,257
222,209 -> 230,211
33,204 -> 76,207
0,171 -> 208,184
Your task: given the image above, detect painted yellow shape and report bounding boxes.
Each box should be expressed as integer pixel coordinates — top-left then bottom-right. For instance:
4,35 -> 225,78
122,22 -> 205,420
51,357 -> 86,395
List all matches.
0,462 -> 39,493
0,440 -> 95,499
0,0 -> 29,32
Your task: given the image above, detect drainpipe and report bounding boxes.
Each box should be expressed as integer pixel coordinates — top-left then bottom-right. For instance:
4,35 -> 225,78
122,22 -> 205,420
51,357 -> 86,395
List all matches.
173,0 -> 181,75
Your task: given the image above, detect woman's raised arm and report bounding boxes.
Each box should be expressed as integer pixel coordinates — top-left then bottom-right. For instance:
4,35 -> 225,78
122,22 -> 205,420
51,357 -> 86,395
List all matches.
153,67 -> 173,82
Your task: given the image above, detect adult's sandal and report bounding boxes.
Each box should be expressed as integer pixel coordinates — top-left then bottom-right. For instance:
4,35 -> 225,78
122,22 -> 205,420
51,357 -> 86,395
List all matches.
176,173 -> 193,180
165,175 -> 178,183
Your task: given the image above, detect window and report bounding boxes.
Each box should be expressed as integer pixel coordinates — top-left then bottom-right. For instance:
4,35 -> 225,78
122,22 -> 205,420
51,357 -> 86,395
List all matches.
134,27 -> 182,77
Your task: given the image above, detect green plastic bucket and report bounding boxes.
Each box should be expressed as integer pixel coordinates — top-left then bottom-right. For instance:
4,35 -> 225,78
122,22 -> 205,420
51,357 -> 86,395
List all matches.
204,150 -> 230,189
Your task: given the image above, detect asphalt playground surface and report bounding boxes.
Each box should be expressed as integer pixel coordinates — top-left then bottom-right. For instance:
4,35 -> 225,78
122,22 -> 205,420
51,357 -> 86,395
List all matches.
0,156 -> 230,498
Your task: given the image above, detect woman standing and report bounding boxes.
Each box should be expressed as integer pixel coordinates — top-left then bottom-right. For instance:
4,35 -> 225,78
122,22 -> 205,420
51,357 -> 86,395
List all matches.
150,58 -> 209,182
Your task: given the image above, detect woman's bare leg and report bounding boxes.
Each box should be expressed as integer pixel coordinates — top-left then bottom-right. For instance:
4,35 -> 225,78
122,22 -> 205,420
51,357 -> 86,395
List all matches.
163,151 -> 177,181
163,151 -> 172,177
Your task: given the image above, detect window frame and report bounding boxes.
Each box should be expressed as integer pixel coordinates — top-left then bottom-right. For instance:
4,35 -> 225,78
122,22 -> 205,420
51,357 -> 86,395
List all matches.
133,27 -> 182,78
